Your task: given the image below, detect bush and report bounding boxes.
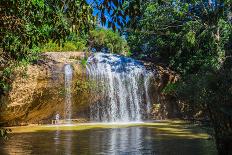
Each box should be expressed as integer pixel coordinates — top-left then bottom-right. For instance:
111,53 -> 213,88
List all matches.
41,40 -> 61,52
63,42 -> 77,51
89,28 -> 130,55
41,40 -> 87,52
75,41 -> 87,51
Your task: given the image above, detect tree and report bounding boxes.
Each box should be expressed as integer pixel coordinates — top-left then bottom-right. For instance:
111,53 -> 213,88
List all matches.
123,0 -> 232,154
0,0 -> 96,60
88,28 -> 130,54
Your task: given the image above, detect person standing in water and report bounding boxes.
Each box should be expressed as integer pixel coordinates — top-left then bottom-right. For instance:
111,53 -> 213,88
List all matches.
55,113 -> 60,124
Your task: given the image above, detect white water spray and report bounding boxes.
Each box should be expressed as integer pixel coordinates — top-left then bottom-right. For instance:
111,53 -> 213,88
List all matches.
87,53 -> 154,122
64,64 -> 73,123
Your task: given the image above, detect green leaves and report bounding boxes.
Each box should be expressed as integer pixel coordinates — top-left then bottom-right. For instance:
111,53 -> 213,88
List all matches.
162,83 -> 179,95
0,128 -> 12,140
127,0 -> 231,76
1,0 -> 96,61
185,31 -> 196,46
89,28 -> 130,55
87,0 -> 141,31
31,0 -> 44,8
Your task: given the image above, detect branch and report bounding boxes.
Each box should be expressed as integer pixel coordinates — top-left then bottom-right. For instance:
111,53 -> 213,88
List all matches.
124,28 -> 168,35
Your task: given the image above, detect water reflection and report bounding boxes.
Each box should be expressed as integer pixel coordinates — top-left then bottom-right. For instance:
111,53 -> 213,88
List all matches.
88,127 -> 152,155
54,129 -> 60,152
64,131 -> 72,155
0,126 -> 216,155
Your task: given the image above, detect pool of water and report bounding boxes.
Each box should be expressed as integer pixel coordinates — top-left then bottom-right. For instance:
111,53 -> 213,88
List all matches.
0,122 -> 217,155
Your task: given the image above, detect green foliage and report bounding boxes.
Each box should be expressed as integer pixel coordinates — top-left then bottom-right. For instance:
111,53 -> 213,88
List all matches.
0,66 -> 13,94
41,41 -> 61,52
177,72 -> 214,105
89,28 -> 130,55
41,41 -> 87,52
135,2 -> 230,78
63,42 -> 78,51
74,79 -> 96,94
88,0 -> 141,30
80,57 -> 88,67
75,80 -> 90,94
41,33 -> 88,52
127,1 -> 231,76
185,31 -> 196,47
162,83 -> 178,95
74,77 -> 108,96
0,60 -> 32,95
0,0 -> 95,61
0,128 -> 11,140
125,50 -> 133,57
125,1 -> 231,152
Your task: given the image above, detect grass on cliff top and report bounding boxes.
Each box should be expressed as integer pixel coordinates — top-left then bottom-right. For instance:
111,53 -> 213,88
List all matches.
7,120 -> 211,139
41,40 -> 87,52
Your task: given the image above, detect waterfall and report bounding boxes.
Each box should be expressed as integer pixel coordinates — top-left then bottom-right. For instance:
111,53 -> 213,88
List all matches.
64,64 -> 73,123
86,53 -> 153,122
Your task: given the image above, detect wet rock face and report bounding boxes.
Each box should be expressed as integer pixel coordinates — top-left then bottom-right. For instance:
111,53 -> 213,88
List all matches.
0,52 -> 90,126
144,63 -> 180,120
154,68 -> 180,119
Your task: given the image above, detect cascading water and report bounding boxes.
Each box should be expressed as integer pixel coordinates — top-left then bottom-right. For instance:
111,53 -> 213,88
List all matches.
64,64 -> 73,123
86,53 -> 154,122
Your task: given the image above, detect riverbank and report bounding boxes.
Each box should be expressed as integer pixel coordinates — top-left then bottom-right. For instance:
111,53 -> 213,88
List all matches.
6,120 -> 211,139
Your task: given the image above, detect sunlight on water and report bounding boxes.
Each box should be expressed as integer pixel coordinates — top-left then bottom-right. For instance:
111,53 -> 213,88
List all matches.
0,124 -> 216,155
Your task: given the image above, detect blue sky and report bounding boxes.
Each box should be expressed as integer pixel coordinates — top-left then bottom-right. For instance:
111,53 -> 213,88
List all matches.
86,0 -> 128,29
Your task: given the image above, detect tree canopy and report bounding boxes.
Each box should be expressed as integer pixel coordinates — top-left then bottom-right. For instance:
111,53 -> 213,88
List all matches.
89,28 -> 130,54
0,0 -> 96,61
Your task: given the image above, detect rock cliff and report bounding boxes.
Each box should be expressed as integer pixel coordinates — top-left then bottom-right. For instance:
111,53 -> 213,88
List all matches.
0,52 -> 180,125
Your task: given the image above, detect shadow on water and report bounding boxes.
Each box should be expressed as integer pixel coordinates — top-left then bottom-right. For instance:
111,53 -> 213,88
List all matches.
0,122 -> 217,155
